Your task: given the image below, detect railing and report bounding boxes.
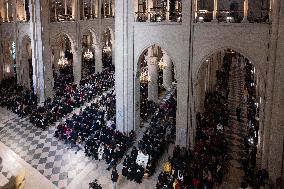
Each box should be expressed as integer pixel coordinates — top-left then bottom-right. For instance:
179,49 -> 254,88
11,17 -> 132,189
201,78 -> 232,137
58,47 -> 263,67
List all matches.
135,11 -> 182,23
50,14 -> 113,22
195,9 -> 271,23
102,15 -> 115,19
82,14 -> 99,20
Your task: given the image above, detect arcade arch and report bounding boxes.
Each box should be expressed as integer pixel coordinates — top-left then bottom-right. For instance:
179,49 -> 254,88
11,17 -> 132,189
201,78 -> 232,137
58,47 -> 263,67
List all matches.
194,49 -> 265,180
51,33 -> 75,91
136,44 -> 176,124
81,30 -> 96,78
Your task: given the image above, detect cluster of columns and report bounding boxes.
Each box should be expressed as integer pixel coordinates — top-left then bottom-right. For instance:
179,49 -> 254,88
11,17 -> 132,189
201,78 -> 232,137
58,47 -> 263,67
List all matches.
145,47 -> 173,102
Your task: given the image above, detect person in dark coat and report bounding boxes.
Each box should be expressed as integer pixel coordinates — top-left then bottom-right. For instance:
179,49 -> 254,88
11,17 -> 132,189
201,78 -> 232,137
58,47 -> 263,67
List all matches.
111,167 -> 119,189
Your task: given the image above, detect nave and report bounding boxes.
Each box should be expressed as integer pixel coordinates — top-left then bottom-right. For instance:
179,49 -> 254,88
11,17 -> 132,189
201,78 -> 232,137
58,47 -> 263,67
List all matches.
0,51 -> 268,189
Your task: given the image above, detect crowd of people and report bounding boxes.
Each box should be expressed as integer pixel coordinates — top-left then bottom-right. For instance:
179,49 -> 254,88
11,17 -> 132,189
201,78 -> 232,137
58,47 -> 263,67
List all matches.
239,61 -> 270,189
122,92 -> 177,183
156,55 -> 232,189
82,59 -> 96,79
0,77 -> 37,117
53,65 -> 74,91
55,88 -> 134,170
30,68 -> 115,129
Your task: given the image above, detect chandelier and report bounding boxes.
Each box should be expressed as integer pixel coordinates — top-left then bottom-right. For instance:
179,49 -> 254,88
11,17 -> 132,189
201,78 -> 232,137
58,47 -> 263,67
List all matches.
58,56 -> 68,67
103,40 -> 112,54
158,58 -> 167,69
140,68 -> 151,83
83,49 -> 93,61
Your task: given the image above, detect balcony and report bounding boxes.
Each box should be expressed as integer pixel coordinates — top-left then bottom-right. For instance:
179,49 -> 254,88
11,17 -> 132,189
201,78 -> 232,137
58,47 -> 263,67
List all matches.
195,9 -> 271,24
135,11 -> 182,23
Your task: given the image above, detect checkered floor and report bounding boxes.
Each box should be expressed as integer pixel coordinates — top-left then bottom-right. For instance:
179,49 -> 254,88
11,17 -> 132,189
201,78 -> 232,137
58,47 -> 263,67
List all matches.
0,108 -> 92,189
0,162 -> 13,186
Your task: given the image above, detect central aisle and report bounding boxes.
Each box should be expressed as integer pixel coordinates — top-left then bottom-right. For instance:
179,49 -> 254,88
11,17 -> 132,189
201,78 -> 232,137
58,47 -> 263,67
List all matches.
223,60 -> 247,188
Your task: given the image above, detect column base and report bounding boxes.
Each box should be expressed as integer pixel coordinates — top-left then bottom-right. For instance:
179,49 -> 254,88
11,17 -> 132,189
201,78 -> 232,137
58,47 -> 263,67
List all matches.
211,19 -> 218,23
242,19 -> 249,23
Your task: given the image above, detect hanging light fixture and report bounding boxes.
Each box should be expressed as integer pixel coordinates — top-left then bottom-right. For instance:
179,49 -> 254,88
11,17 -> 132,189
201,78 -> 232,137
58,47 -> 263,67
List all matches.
103,39 -> 111,54
83,49 -> 94,61
158,58 -> 167,70
58,56 -> 68,67
140,67 -> 151,83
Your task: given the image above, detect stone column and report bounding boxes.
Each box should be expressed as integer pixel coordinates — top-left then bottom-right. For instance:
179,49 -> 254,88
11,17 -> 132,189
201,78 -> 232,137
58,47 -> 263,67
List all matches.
111,39 -> 115,65
166,0 -> 170,21
53,47 -> 60,75
147,56 -> 158,102
212,0 -> 218,22
95,0 -> 99,17
194,0 -> 198,21
242,0 -> 249,23
262,0 -> 284,183
162,52 -> 172,89
12,0 -> 16,21
21,53 -> 30,89
5,1 -> 8,22
269,0 -> 272,22
72,0 -> 77,20
30,0 -> 53,101
90,0 -> 93,18
115,0 -> 136,133
82,0 -> 85,19
23,0 -> 27,20
64,0 -> 67,15
111,0 -> 115,17
147,0 -> 152,22
73,47 -> 82,85
94,44 -> 102,73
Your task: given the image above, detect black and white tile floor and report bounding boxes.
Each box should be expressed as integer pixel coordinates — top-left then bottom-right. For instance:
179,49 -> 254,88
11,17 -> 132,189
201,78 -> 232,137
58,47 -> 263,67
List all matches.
0,109 -> 91,189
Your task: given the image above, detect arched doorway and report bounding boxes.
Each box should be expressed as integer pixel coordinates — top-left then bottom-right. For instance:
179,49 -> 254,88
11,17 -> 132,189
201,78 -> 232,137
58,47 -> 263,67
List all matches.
20,36 -> 33,90
81,30 -> 96,78
137,45 -> 176,124
195,49 -> 264,187
51,33 -> 74,91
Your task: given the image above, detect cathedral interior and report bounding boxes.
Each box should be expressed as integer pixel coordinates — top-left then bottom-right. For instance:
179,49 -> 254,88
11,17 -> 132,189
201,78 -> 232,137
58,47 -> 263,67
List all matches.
0,0 -> 283,189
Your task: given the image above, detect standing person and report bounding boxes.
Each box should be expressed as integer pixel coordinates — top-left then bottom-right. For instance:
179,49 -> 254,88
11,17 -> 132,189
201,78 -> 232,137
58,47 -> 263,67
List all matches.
111,167 -> 119,189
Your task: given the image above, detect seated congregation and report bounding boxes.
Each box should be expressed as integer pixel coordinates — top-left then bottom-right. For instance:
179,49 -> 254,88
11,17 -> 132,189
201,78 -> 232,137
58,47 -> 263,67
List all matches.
0,77 -> 37,117
30,67 -> 115,129
122,92 -> 177,183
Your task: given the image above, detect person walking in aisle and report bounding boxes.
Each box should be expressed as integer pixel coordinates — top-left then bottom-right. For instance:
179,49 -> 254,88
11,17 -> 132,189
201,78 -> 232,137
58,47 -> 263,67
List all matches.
111,166 -> 119,189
